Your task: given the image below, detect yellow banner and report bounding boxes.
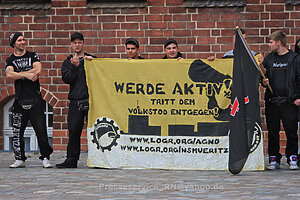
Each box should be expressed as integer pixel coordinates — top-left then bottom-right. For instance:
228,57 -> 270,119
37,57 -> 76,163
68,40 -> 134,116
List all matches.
85,59 -> 264,170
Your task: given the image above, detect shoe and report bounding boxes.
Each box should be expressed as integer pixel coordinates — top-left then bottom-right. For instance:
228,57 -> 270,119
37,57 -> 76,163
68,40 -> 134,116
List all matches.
266,156 -> 280,170
289,155 -> 298,170
42,158 -> 52,168
9,160 -> 25,168
55,159 -> 77,168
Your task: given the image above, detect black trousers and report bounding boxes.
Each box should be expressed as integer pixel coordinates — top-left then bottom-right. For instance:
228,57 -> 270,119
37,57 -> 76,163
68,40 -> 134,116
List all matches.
266,102 -> 298,162
12,98 -> 53,161
66,100 -> 88,161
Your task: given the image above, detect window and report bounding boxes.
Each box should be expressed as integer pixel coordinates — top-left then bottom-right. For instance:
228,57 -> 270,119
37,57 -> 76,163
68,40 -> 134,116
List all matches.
184,0 -> 246,7
3,98 -> 53,151
87,0 -> 147,8
285,0 -> 300,5
0,0 -> 49,3
0,0 -> 50,9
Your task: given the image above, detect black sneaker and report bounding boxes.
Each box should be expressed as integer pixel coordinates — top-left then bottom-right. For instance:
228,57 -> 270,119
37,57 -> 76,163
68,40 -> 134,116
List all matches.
55,159 -> 77,168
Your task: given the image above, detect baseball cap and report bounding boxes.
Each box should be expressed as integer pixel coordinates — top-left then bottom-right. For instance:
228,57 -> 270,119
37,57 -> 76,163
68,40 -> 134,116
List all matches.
164,39 -> 178,48
9,32 -> 23,48
71,32 -> 84,41
125,38 -> 139,48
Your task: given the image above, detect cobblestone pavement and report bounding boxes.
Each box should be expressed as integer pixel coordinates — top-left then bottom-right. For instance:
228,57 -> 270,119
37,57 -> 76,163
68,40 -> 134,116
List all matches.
0,151 -> 300,200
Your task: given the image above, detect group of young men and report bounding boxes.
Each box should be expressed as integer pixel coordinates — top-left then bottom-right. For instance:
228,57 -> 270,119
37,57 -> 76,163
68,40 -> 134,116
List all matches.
125,37 -> 183,60
5,30 -> 300,171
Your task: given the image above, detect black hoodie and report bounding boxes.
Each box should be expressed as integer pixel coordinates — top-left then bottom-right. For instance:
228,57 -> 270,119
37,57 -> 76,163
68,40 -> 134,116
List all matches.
61,53 -> 96,100
295,39 -> 300,54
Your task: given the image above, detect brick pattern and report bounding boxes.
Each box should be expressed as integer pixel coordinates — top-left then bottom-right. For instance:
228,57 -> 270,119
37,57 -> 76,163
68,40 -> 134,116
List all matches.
1,0 -> 300,154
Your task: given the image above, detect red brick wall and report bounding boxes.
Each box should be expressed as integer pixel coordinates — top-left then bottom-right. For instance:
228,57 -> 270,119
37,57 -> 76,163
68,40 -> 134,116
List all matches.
1,0 -> 300,154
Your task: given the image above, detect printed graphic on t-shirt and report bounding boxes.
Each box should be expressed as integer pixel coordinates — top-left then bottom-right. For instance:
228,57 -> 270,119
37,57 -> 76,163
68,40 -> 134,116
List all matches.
273,62 -> 288,69
6,52 -> 40,72
12,57 -> 32,72
271,52 -> 289,97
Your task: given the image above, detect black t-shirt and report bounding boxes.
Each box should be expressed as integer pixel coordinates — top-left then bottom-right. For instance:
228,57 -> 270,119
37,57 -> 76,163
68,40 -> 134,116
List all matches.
263,51 -> 290,98
271,52 -> 289,97
5,51 -> 41,100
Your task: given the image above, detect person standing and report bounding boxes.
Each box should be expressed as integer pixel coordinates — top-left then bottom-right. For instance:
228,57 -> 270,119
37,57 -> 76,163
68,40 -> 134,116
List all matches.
125,38 -> 144,59
294,38 -> 300,165
222,29 -> 257,58
5,32 -> 53,168
163,39 -> 183,59
56,32 -> 96,168
259,30 -> 300,170
207,29 -> 257,61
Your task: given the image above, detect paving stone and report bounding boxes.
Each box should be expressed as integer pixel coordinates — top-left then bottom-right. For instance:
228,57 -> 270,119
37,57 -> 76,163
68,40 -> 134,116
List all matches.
0,151 -> 299,199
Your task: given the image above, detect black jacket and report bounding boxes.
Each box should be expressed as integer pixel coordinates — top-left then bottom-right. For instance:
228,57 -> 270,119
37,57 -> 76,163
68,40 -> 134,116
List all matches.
295,39 -> 300,54
61,53 -> 96,100
262,50 -> 300,103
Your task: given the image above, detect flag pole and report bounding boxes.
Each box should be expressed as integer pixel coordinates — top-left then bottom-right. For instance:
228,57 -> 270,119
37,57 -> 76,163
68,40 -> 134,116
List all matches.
236,26 -> 273,94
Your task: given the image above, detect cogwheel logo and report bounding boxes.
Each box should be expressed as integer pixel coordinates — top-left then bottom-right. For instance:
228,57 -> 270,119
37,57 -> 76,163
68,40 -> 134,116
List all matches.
91,117 -> 120,152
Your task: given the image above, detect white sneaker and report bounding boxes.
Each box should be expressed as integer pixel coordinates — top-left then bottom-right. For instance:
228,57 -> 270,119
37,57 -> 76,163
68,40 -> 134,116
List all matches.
266,161 -> 280,170
266,156 -> 280,170
289,155 -> 298,170
9,160 -> 25,168
42,158 -> 52,168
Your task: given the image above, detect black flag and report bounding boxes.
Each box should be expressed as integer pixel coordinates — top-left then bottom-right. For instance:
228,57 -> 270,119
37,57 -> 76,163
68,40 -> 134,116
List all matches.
228,27 -> 262,174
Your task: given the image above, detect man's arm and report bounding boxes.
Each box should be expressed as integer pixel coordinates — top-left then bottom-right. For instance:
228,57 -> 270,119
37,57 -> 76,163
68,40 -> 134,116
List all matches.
30,61 -> 42,76
258,53 -> 270,88
61,59 -> 79,84
258,53 -> 266,75
6,65 -> 38,82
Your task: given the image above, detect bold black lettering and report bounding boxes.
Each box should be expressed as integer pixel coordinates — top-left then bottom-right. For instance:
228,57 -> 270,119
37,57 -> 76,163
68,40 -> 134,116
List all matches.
115,82 -> 125,93
184,83 -> 194,94
207,83 -> 213,96
126,82 -> 135,94
172,83 -> 183,95
213,83 -> 222,95
136,83 -> 145,94
146,83 -> 154,95
156,83 -> 165,94
196,83 -> 206,95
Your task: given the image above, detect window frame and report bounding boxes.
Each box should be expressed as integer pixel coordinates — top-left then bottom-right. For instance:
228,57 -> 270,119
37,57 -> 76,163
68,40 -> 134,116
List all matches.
285,0 -> 300,5
3,98 -> 53,151
0,0 -> 49,3
87,0 -> 147,8
183,0 -> 246,7
0,0 -> 50,10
